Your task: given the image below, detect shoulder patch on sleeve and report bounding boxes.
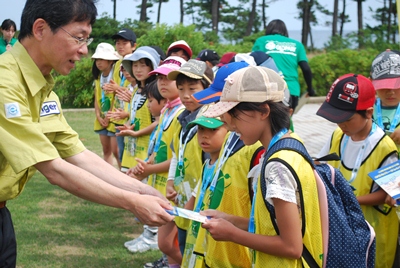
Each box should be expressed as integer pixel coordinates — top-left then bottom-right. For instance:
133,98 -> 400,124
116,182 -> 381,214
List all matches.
5,103 -> 21,118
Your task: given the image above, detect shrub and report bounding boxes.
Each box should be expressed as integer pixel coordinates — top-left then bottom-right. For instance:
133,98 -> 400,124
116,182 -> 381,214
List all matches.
53,57 -> 94,108
299,48 -> 379,96
136,23 -> 206,57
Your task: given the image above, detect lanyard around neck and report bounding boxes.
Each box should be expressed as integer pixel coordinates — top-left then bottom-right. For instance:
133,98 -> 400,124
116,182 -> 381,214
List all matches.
209,132 -> 240,192
340,123 -> 377,184
375,98 -> 400,133
194,132 -> 240,212
130,89 -> 143,124
194,159 -> 217,212
145,125 -> 158,161
248,128 -> 288,234
100,68 -> 114,102
154,105 -> 180,154
176,126 -> 197,176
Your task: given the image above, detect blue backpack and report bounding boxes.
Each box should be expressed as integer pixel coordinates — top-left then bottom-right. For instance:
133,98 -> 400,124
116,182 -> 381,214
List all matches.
261,137 -> 376,268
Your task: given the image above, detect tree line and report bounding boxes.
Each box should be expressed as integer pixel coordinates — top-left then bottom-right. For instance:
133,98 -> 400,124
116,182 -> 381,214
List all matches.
107,0 -> 398,50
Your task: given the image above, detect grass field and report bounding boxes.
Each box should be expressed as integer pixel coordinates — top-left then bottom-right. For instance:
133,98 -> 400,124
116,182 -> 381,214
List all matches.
9,109 -> 161,268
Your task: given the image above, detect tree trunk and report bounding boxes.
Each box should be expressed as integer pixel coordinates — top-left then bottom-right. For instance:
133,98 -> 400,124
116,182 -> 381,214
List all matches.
211,0 -> 219,33
339,0 -> 346,37
309,24 -> 314,49
262,0 -> 267,30
157,0 -> 162,23
246,0 -> 257,36
357,0 -> 363,49
332,0 -> 339,36
112,0 -> 116,19
180,0 -> 184,24
392,0 -> 397,43
387,0 -> 393,43
301,0 -> 310,46
301,0 -> 313,47
140,0 -> 147,22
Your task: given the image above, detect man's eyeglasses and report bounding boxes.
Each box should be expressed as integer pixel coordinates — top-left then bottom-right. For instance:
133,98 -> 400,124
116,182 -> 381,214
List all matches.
58,26 -> 93,47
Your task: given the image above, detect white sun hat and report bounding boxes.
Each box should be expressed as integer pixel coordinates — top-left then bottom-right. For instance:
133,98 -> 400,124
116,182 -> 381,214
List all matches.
91,42 -> 120,60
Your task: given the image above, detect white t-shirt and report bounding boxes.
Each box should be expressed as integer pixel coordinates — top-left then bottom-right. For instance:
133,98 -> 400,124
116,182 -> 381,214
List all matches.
317,127 -> 397,169
317,127 -> 398,191
249,156 -> 299,208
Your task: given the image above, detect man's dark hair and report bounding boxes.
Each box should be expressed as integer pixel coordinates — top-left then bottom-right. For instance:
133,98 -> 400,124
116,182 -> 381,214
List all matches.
265,19 -> 289,37
19,0 -> 97,40
1,19 -> 17,31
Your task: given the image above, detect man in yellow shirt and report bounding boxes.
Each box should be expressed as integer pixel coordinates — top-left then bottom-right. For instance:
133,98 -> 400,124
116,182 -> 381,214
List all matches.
0,0 -> 173,265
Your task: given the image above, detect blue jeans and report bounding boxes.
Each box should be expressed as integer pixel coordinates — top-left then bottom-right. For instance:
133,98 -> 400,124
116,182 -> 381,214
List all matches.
177,227 -> 186,256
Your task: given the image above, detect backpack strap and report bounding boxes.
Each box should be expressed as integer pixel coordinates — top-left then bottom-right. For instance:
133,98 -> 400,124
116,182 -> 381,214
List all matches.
314,153 -> 340,162
262,137 -> 321,268
265,138 -> 314,166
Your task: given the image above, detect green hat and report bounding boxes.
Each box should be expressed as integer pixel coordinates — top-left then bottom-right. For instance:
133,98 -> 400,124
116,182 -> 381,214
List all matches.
186,116 -> 224,130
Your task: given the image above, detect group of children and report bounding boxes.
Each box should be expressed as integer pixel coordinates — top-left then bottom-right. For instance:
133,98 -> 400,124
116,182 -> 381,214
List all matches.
90,27 -> 400,268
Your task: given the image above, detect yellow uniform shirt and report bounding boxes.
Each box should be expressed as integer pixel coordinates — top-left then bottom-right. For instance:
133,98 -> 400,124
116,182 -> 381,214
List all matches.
0,42 -> 85,201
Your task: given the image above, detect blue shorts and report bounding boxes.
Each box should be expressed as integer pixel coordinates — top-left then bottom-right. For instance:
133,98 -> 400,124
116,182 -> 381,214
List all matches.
95,129 -> 116,137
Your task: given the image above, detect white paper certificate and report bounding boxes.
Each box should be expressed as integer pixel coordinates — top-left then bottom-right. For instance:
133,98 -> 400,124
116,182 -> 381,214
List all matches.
166,207 -> 208,223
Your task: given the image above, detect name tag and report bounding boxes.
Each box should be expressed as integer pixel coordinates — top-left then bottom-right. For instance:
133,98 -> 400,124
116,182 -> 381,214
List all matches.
40,101 -> 60,117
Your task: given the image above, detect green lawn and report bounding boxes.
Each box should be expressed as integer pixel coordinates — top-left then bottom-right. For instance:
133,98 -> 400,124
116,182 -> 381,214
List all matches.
9,109 -> 161,268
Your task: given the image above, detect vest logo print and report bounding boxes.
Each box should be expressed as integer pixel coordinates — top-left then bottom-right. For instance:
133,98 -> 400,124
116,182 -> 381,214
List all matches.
5,102 -> 21,118
40,101 -> 60,116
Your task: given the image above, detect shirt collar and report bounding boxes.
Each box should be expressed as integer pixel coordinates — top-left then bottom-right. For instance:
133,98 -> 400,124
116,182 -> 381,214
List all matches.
10,41 -> 55,97
161,97 -> 182,114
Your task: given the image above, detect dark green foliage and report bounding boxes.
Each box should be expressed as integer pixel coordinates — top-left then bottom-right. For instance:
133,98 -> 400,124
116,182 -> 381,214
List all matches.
50,1 -> 400,107
90,14 -> 153,52
136,23 -> 206,56
53,57 -> 94,108
299,48 -> 379,96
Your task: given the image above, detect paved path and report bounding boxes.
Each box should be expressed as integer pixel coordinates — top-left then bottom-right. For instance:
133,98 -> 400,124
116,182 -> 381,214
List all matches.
292,100 -> 337,158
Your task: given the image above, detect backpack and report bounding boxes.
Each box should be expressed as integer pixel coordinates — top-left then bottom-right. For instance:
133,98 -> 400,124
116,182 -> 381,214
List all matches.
261,137 -> 376,268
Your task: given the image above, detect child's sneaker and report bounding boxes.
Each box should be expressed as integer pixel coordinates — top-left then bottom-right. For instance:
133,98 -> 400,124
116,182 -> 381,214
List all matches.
127,228 -> 158,253
143,255 -> 169,268
123,233 -> 143,248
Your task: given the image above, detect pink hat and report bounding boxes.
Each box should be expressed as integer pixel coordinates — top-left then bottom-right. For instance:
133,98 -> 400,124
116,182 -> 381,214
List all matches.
148,56 -> 187,76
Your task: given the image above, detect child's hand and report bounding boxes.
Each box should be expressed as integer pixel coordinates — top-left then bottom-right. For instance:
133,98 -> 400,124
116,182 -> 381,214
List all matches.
102,79 -> 118,94
133,158 -> 152,180
116,87 -> 132,102
200,209 -> 228,220
390,129 -> 400,145
125,167 -> 138,179
166,180 -> 177,202
116,124 -> 138,137
97,116 -> 109,127
385,194 -> 397,206
107,108 -> 128,120
201,217 -> 235,242
147,154 -> 155,165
